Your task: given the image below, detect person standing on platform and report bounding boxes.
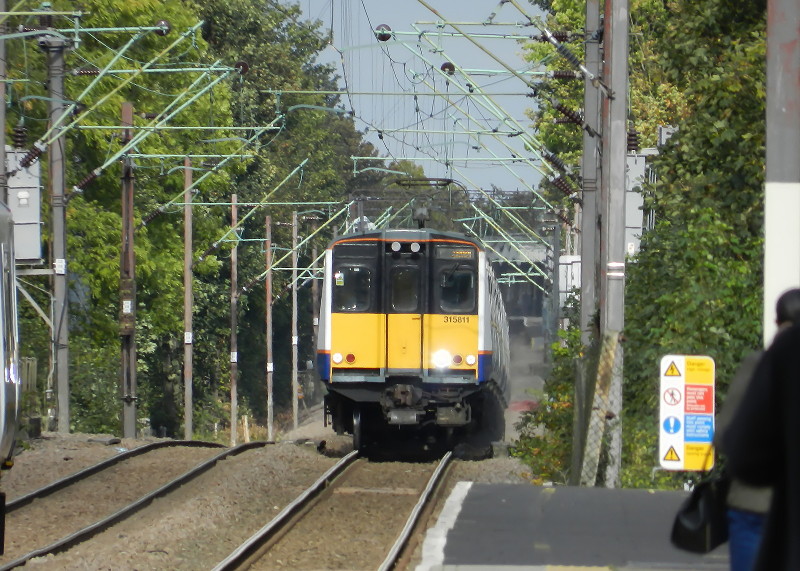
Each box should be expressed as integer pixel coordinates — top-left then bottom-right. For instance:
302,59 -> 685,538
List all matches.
722,288 -> 800,570
715,288 -> 800,571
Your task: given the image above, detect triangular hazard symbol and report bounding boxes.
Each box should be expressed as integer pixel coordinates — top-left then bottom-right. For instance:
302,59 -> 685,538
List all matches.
664,446 -> 681,462
665,361 -> 681,377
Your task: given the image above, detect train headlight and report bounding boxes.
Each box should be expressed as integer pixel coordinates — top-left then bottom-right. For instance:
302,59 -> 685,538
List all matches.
391,241 -> 401,252
465,354 -> 476,366
432,349 -> 451,369
410,242 -> 421,253
332,353 -> 343,364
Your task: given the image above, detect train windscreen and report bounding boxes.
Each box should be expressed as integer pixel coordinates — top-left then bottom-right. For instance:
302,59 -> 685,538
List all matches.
434,244 -> 477,313
440,268 -> 475,312
333,266 -> 372,312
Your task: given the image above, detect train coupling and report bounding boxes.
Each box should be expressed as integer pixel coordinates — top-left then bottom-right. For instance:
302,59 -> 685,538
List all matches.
387,409 -> 425,425
383,384 -> 426,425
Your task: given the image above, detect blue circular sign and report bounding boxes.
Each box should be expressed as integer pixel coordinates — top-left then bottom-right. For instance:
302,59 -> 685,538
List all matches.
663,416 -> 681,434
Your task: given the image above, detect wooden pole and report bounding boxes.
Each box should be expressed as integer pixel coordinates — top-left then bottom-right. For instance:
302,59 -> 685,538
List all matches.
183,157 -> 193,440
311,222 -> 320,405
120,102 -> 137,438
265,215 -> 274,441
230,194 -> 238,446
292,211 -> 299,430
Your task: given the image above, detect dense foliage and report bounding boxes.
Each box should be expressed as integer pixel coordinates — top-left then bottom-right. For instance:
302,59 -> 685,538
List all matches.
515,0 -> 767,486
6,0 -> 404,438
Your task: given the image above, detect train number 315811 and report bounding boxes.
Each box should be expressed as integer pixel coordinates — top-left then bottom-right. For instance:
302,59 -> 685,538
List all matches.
443,315 -> 470,324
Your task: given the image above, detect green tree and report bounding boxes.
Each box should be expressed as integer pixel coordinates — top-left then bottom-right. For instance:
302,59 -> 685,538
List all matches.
516,0 -> 767,487
625,0 -> 766,417
6,0 -> 243,435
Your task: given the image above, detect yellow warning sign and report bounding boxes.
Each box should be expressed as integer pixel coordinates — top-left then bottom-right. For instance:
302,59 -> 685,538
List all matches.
685,356 -> 715,385
685,443 -> 714,471
663,446 -> 681,462
664,361 -> 681,377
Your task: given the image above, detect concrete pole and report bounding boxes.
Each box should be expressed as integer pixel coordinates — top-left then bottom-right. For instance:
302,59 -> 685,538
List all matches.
599,0 -> 628,488
265,216 -> 274,441
291,211 -> 299,430
183,158 -> 193,440
551,222 -> 561,336
42,36 -> 70,433
230,194 -> 238,446
763,0 -> 800,345
120,102 -> 137,438
573,1 -> 603,485
580,0 -> 602,345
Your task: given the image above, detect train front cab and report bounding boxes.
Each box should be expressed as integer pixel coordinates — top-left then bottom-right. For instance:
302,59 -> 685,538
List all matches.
318,231 -> 494,450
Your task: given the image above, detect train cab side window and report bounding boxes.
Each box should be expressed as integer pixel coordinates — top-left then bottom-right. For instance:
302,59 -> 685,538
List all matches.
439,268 -> 475,312
390,266 -> 419,312
333,266 -> 372,312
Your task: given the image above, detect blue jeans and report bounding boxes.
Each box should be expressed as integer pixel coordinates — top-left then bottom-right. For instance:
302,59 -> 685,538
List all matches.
727,508 -> 765,571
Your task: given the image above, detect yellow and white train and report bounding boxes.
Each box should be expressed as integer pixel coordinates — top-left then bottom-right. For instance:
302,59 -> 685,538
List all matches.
316,228 -> 509,452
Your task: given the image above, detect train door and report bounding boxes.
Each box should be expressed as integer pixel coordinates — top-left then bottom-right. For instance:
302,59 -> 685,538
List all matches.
384,243 -> 424,374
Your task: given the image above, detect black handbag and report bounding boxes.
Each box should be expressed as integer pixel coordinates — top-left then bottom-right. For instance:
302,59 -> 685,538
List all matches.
670,471 -> 731,553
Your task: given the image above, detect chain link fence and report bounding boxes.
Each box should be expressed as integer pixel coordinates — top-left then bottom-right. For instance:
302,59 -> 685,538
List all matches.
573,331 -> 624,487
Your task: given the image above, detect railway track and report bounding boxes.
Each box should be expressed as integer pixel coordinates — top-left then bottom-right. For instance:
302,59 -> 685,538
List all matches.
213,451 -> 453,571
0,441 -> 263,570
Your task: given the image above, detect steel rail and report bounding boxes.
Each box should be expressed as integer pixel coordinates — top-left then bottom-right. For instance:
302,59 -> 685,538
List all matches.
378,452 -> 453,571
6,439 -> 224,512
211,450 -> 360,571
0,442 -> 268,571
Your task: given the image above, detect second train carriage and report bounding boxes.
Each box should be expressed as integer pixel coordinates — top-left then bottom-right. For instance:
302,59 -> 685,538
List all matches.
316,228 -> 509,451
0,204 -> 20,552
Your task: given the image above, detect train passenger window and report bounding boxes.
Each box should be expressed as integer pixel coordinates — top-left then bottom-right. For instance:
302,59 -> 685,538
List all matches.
390,266 -> 419,312
333,266 -> 372,311
439,268 -> 475,312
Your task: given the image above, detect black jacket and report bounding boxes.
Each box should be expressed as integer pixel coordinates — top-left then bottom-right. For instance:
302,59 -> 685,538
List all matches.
723,323 -> 800,570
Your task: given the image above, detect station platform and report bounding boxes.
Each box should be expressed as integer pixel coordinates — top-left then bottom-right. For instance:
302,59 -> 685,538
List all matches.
416,482 -> 729,570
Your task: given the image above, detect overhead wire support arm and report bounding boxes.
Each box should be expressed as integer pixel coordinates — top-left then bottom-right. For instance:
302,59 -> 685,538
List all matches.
261,89 -> 531,97
241,202 -> 353,293
196,158 -> 310,263
415,0 -> 546,94
471,234 -> 546,292
18,21 -> 205,168
390,29 -> 533,42
399,30 -> 561,183
75,125 -> 274,131
75,59 -> 241,190
403,50 -> 591,194
7,23 -> 172,48
460,216 -> 547,287
457,171 -> 553,240
129,154 -> 255,159
136,121 -> 280,228
468,204 -> 549,281
73,65 -> 242,75
405,26 -> 540,125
